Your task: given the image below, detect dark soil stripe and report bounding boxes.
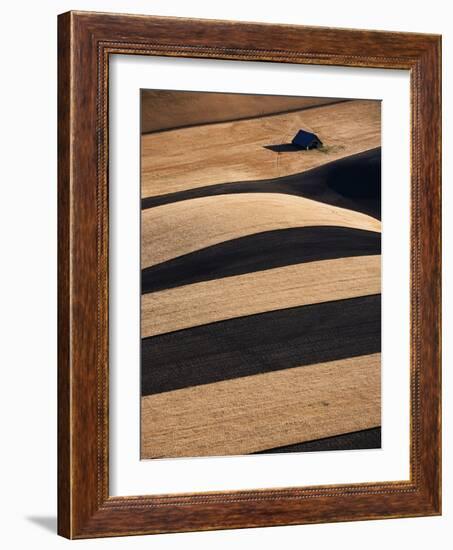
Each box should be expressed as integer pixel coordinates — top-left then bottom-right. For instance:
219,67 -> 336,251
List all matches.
142,147 -> 381,219
141,226 -> 380,294
141,294 -> 381,396
253,427 -> 381,454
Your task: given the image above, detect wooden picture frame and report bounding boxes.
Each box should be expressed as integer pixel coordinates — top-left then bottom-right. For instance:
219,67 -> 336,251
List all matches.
58,10 -> 441,539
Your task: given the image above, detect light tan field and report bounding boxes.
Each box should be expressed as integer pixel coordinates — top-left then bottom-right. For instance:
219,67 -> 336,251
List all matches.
141,90 -> 344,133
141,354 -> 381,458
141,255 -> 380,337
141,193 -> 381,268
141,99 -> 380,198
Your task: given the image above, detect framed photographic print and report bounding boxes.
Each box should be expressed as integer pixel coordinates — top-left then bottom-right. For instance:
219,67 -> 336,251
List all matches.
58,11 -> 441,538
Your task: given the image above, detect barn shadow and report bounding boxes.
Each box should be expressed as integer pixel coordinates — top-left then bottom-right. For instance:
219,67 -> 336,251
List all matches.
263,144 -> 301,153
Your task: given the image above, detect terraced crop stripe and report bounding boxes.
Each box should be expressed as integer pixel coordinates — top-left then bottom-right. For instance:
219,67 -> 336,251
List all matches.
142,147 -> 381,220
141,294 -> 381,396
141,354 -> 381,458
142,255 -> 380,337
253,428 -> 382,454
141,225 -> 380,294
141,193 -> 380,268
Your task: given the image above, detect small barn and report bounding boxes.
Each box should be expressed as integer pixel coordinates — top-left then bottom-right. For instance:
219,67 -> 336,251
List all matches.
292,130 -> 323,150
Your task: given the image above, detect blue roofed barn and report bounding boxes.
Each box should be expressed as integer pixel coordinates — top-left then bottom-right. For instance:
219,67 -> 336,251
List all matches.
292,130 -> 323,150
